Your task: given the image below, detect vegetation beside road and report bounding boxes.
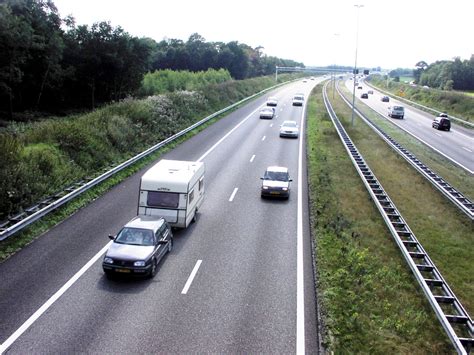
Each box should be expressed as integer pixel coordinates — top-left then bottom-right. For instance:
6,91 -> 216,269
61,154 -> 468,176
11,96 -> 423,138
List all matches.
0,74 -> 291,223
306,83 -> 468,353
338,83 -> 474,202
368,75 -> 474,122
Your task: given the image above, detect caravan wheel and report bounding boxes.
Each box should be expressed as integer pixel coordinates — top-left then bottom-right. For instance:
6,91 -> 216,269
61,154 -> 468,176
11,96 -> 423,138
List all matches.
192,209 -> 198,223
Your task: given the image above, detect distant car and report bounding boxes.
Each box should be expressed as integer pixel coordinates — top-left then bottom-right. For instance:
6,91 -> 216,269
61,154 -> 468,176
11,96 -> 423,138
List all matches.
360,93 -> 368,99
102,216 -> 173,279
260,107 -> 275,119
357,85 -> 363,89
381,96 -> 390,102
303,79 -> 307,83
279,120 -> 299,138
368,90 -> 374,94
388,105 -> 405,119
310,77 -> 315,80
266,97 -> 278,106
292,94 -> 304,106
260,166 -> 292,199
432,114 -> 451,131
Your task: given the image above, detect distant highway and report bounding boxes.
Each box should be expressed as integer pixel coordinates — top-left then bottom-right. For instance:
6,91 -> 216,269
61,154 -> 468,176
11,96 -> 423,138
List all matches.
0,79 -> 322,353
345,80 -> 474,174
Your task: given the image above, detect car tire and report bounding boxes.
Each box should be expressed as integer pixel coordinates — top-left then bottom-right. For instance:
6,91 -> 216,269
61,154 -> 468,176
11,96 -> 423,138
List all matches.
149,258 -> 157,278
168,239 -> 173,253
104,271 -> 115,280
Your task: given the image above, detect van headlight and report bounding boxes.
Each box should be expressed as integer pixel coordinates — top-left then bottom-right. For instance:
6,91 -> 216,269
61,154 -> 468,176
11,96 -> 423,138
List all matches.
282,187 -> 288,191
134,261 -> 145,267
262,186 -> 269,190
104,257 -> 114,264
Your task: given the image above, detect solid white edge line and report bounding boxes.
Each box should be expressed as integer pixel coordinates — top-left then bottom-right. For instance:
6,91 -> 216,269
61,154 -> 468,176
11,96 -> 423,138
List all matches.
462,147 -> 472,153
0,241 -> 112,354
0,91 -> 287,353
197,106 -> 262,163
296,94 -> 306,354
181,260 -> 202,295
250,154 -> 256,163
344,82 -> 474,174
228,188 -> 239,202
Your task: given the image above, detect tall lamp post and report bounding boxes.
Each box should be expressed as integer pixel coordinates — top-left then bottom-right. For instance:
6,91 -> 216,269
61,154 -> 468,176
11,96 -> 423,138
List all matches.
351,4 -> 364,126
333,33 -> 340,99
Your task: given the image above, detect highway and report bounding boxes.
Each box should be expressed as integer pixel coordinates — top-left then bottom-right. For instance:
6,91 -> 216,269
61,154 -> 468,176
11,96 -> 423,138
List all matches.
0,79 -> 322,353
344,80 -> 474,174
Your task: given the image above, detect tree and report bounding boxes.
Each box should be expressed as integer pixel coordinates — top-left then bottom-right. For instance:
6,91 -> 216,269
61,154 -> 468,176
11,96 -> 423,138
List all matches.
413,60 -> 428,83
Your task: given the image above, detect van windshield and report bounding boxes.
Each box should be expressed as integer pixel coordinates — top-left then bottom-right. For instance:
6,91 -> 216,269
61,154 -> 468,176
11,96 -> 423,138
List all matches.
147,191 -> 179,208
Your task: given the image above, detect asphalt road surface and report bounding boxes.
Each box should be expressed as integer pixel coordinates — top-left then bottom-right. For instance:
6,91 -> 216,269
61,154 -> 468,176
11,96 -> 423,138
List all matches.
344,79 -> 474,173
0,78 -> 323,353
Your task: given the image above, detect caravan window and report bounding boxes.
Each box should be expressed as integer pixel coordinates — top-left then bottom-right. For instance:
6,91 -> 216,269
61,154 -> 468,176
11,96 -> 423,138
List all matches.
147,191 -> 179,208
189,190 -> 194,203
199,178 -> 204,191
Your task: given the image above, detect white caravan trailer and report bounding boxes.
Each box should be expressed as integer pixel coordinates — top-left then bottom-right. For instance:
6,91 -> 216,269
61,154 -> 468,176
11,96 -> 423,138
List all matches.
138,159 -> 205,228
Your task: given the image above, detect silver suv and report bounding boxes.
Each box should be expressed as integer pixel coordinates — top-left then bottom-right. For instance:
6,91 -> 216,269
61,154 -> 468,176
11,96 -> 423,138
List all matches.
103,215 -> 173,278
388,105 -> 405,119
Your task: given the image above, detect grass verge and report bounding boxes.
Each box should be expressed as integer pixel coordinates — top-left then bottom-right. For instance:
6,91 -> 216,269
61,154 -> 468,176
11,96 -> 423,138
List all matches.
331,84 -> 473,314
307,83 -> 456,353
339,82 -> 474,201
0,109 -> 230,262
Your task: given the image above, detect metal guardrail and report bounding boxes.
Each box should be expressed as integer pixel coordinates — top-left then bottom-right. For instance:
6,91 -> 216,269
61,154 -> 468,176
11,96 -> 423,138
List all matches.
322,82 -> 473,355
364,80 -> 474,128
335,82 -> 474,220
0,81 -> 289,241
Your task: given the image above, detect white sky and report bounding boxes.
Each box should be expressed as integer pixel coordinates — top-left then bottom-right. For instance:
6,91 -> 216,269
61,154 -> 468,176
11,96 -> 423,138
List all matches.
53,0 -> 473,70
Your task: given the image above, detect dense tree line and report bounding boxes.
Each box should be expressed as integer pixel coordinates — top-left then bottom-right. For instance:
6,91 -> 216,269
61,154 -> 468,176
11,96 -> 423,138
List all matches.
414,56 -> 474,90
0,0 -> 303,121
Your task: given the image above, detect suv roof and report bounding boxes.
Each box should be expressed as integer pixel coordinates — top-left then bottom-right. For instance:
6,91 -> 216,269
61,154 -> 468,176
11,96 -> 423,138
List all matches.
125,215 -> 166,232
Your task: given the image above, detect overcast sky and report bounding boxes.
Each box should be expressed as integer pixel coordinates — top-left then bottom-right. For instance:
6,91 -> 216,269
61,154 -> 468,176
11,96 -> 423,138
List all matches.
53,0 -> 473,70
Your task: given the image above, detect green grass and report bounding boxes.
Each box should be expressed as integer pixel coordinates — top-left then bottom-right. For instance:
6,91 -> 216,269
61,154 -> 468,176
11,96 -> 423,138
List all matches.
338,83 -> 474,202
333,84 -> 473,315
399,76 -> 414,83
369,75 -> 474,122
307,83 -> 462,353
0,107 -> 232,262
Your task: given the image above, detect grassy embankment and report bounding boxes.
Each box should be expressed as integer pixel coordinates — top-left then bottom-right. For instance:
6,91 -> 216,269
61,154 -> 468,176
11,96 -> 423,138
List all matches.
307,82 -> 472,353
368,74 -> 474,123
0,73 -> 297,261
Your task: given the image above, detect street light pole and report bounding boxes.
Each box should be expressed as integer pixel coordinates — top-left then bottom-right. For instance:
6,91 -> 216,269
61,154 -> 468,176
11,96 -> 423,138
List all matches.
351,4 -> 364,126
333,33 -> 340,99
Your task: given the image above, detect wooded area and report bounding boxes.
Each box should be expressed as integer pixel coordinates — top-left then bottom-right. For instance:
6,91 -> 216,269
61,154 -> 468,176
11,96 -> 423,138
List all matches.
414,57 -> 474,90
0,0 -> 303,121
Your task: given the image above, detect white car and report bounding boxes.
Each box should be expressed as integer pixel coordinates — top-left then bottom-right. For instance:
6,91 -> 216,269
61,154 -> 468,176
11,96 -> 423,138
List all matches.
292,94 -> 304,106
260,107 -> 275,119
279,121 -> 299,138
260,166 -> 292,199
266,97 -> 278,106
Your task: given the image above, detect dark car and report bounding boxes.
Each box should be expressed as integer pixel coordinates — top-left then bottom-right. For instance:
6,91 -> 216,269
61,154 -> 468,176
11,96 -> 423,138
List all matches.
432,114 -> 451,131
381,96 -> 390,102
360,93 -> 368,99
103,215 -> 173,278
